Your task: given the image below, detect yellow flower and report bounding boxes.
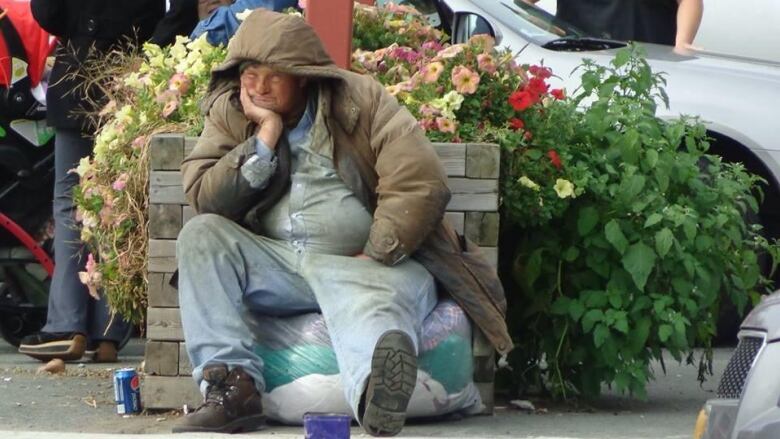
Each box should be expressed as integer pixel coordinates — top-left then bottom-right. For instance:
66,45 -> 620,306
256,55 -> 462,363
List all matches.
123,72 -> 143,89
148,53 -> 165,69
74,157 -> 92,177
430,91 -> 464,119
142,42 -> 163,58
186,34 -> 212,54
188,58 -> 207,77
115,105 -> 134,125
554,178 -> 575,198
518,176 -> 540,191
385,84 -> 402,96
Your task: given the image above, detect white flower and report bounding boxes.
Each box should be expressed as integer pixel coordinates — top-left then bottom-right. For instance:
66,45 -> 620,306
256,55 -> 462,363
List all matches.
74,157 -> 92,177
81,212 -> 99,229
115,105 -> 134,125
518,176 -> 540,191
149,53 -> 165,69
142,42 -> 163,58
431,91 -> 464,119
186,34 -> 212,54
123,72 -> 143,89
554,178 -> 575,198
188,58 -> 207,77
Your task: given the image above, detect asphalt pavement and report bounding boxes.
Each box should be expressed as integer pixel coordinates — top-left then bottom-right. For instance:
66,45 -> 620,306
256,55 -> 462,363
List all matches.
0,337 -> 733,438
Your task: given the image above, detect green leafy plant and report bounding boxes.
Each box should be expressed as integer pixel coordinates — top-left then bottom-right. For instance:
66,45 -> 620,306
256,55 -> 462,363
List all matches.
501,45 -> 774,399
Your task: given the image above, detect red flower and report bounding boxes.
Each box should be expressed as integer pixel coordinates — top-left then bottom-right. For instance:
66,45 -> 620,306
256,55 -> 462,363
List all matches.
547,150 -> 562,169
551,88 -> 565,100
508,118 -> 525,131
526,77 -> 549,100
509,90 -> 533,111
528,65 -> 552,79
524,131 -> 533,141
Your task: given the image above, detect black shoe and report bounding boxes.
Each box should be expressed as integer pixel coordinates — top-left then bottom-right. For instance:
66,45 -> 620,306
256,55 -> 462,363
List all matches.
361,330 -> 417,437
173,364 -> 266,434
18,331 -> 87,361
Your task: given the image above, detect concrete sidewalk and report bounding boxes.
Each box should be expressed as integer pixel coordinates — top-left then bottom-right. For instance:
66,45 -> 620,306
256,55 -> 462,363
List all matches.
0,338 -> 731,438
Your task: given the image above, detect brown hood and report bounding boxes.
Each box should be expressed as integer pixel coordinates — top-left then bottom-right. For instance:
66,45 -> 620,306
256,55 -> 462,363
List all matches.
203,9 -> 348,112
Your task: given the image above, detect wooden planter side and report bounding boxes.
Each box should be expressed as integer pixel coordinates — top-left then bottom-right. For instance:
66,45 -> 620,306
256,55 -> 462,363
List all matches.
142,134 -> 500,413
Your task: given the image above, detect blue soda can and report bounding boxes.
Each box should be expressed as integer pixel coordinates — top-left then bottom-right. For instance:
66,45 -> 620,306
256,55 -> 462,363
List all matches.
113,368 -> 141,414
303,412 -> 351,439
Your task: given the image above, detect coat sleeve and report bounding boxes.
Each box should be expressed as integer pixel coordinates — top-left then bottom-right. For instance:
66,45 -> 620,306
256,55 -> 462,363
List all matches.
362,81 -> 451,265
150,0 -> 199,46
30,0 -> 68,36
180,96 -> 267,219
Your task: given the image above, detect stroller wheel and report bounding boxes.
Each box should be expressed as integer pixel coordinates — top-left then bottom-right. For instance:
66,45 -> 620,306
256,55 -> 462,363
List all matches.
0,305 -> 46,347
0,264 -> 49,347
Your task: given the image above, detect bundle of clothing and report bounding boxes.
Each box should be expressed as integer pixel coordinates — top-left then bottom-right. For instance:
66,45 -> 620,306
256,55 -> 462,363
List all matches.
248,299 -> 484,424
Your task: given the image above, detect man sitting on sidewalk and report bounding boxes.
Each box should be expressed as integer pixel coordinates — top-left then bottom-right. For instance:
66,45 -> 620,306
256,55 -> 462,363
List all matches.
173,10 -> 512,435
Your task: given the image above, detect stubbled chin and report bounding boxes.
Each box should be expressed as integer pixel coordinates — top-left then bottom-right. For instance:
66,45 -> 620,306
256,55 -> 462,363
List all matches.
252,99 -> 275,109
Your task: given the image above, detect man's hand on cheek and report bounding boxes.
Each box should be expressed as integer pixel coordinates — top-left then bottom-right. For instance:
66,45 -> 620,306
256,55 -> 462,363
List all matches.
240,87 -> 284,149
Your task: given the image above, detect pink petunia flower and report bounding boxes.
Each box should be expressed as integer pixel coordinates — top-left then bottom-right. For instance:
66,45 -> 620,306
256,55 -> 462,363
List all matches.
112,173 -> 128,191
131,136 -> 147,150
467,34 -> 496,53
477,53 -> 497,74
451,66 -> 480,95
421,61 -> 444,83
78,253 -> 102,299
168,72 -> 192,95
436,117 -> 457,133
421,40 -> 444,53
161,99 -> 179,118
419,104 -> 439,117
437,44 -> 465,59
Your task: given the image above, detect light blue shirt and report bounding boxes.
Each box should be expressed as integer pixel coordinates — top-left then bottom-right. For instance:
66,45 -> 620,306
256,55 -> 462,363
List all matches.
190,0 -> 299,46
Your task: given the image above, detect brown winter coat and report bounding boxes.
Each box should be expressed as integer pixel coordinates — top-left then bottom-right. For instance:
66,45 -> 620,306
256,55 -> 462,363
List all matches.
181,10 -> 513,355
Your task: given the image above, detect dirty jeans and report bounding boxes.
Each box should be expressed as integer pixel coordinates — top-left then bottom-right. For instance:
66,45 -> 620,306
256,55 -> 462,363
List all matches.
177,213 -> 437,416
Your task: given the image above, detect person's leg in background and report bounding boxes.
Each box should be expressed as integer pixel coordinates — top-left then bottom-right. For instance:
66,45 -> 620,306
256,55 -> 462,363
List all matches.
19,128 -> 128,362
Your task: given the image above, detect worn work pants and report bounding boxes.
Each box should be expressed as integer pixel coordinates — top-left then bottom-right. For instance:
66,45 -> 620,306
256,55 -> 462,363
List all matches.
177,214 -> 438,416
42,128 -> 129,342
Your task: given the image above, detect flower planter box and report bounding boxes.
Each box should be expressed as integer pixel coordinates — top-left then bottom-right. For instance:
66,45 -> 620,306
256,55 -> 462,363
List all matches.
141,133 -> 502,414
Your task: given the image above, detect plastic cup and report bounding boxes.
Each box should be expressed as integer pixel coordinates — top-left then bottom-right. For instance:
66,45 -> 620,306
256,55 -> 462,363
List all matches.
303,412 -> 351,439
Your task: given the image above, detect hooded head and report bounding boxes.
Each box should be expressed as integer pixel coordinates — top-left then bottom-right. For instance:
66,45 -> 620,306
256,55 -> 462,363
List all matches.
204,9 -> 346,112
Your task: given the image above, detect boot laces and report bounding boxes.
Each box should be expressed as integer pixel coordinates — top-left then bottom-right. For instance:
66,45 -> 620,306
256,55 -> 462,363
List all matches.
198,378 -> 240,413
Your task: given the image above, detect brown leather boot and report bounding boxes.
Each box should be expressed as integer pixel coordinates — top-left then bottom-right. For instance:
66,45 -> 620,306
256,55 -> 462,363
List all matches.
84,341 -> 118,363
172,364 -> 266,434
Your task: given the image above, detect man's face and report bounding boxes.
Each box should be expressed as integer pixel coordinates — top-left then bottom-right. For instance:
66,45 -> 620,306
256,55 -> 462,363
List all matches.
198,0 -> 233,20
240,65 -> 307,116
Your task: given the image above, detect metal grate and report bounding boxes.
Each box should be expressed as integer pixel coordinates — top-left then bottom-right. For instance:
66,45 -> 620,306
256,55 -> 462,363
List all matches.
717,336 -> 764,399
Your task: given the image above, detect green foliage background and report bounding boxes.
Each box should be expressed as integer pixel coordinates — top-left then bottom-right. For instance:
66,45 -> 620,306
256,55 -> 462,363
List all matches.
497,47 -> 775,399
